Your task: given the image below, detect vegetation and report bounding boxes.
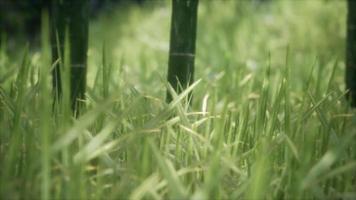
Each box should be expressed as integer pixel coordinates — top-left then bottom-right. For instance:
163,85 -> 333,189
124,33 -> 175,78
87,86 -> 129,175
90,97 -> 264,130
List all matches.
51,0 -> 89,114
166,0 -> 199,103
0,1 -> 355,199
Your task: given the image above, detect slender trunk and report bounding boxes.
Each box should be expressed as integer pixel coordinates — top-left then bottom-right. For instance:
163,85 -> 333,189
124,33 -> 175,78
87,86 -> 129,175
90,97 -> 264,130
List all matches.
166,0 -> 199,103
346,0 -> 356,107
51,0 -> 89,115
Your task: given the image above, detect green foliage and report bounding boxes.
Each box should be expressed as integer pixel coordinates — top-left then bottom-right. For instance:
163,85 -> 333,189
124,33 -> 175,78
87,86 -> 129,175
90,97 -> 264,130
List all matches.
1,1 -> 355,199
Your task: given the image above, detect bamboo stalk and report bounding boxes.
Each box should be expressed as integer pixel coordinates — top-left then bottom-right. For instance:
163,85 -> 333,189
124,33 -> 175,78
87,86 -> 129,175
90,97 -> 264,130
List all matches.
346,0 -> 356,107
166,0 -> 199,103
51,0 -> 89,115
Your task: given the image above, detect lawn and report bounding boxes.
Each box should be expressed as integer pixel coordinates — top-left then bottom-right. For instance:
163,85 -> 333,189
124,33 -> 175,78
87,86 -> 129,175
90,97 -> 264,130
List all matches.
1,0 -> 355,199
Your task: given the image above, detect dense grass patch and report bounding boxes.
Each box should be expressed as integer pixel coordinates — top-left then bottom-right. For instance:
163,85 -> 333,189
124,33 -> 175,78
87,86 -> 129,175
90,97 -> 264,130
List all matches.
1,1 -> 355,199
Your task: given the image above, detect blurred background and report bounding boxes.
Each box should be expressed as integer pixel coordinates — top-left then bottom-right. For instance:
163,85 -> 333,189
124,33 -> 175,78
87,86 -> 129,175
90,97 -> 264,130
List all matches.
0,0 -> 346,98
0,0 -> 145,47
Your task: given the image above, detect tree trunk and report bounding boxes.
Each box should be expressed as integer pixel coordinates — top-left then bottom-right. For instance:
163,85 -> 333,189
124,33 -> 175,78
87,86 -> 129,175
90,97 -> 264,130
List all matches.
166,0 -> 199,103
51,0 -> 89,115
346,0 -> 356,107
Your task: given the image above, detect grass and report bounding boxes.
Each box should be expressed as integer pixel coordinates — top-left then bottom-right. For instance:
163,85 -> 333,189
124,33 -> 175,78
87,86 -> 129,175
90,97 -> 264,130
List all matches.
1,0 -> 356,199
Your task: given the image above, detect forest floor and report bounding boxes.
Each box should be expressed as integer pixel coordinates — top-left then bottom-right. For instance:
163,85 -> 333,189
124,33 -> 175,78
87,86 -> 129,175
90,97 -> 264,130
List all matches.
1,1 -> 356,199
